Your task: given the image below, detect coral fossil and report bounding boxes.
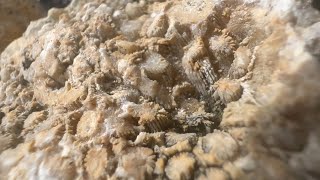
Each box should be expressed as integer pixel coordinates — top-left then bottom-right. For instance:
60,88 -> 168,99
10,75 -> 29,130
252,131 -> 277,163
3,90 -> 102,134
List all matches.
0,0 -> 320,179
115,147 -> 155,179
212,78 -> 243,104
85,147 -> 109,179
165,153 -> 196,180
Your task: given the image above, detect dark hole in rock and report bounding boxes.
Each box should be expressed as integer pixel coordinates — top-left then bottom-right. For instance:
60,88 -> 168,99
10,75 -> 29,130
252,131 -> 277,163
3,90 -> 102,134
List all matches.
0,111 -> 4,124
40,0 -> 71,9
312,0 -> 320,11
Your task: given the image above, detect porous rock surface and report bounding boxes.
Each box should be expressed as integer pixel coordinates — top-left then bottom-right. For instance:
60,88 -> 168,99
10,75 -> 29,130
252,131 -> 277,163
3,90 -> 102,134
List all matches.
0,0 -> 320,179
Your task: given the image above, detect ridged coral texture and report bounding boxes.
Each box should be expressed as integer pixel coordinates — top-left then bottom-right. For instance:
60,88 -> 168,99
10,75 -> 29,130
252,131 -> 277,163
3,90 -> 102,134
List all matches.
0,0 -> 320,179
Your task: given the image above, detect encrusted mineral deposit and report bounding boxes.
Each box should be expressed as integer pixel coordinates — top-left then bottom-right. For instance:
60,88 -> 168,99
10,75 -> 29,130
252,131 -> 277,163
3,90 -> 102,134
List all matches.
0,0 -> 320,179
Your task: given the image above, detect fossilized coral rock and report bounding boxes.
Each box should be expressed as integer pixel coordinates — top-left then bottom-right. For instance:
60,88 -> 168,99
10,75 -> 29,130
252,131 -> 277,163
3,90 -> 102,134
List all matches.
0,0 -> 320,179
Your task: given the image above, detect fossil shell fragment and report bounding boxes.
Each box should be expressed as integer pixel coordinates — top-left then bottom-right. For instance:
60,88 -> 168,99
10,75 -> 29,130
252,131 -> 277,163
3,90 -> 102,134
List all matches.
115,40 -> 142,54
209,30 -> 237,62
165,132 -> 198,147
212,78 -> 243,104
0,133 -> 15,153
165,153 -> 196,180
175,98 -> 217,133
76,110 -> 104,139
22,110 -> 47,134
57,86 -> 88,110
134,132 -> 165,147
228,46 -> 252,79
165,21 -> 189,47
146,13 -> 169,38
7,153 -> 42,179
85,147 -> 109,179
38,153 -> 77,180
142,51 -> 171,79
197,168 -> 230,180
34,124 -> 65,149
209,30 -> 237,76
125,2 -> 145,19
193,130 -> 239,166
154,156 -> 167,176
143,111 -> 170,133
115,147 -> 155,180
24,29 -> 81,87
182,37 -> 218,96
129,102 -> 172,132
0,142 -> 34,178
112,117 -> 137,139
158,139 -> 193,157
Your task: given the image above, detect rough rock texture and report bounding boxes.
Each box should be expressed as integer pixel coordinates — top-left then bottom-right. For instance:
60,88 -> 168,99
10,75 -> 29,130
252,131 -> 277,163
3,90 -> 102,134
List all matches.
0,0 -> 320,179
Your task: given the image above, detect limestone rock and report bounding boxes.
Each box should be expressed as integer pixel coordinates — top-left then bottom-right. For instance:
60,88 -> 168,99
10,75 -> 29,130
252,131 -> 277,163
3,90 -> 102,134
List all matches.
0,0 -> 320,179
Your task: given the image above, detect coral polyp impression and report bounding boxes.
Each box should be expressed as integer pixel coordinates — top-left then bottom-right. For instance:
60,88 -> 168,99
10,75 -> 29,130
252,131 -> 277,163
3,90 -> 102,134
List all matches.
0,0 -> 256,179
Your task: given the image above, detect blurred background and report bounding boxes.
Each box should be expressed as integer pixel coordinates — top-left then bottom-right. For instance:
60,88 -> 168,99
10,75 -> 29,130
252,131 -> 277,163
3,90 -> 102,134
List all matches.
0,0 -> 71,53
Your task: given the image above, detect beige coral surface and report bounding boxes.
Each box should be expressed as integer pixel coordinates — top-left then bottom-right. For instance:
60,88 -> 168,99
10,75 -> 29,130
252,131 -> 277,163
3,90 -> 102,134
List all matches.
0,0 -> 320,179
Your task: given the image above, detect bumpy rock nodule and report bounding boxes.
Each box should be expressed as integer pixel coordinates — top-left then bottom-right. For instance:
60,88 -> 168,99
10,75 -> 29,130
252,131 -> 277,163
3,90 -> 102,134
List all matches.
0,0 -> 320,179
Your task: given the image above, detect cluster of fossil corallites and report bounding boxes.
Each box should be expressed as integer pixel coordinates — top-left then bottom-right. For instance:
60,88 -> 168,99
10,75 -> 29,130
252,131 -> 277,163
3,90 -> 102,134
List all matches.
1,0 -> 320,179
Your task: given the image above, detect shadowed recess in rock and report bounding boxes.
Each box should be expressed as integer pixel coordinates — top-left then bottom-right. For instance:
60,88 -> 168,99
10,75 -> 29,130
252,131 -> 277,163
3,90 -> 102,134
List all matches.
40,0 -> 71,9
